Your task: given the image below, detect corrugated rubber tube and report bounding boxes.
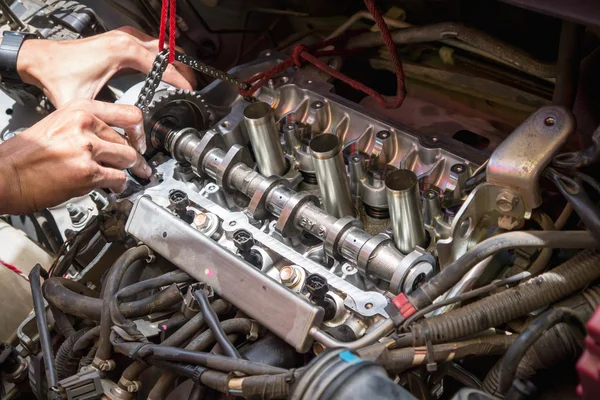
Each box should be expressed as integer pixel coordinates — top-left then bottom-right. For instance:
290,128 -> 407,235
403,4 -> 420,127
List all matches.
408,250 -> 600,346
380,334 -> 517,372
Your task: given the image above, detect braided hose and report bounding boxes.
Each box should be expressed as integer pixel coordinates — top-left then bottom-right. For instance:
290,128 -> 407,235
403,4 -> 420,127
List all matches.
410,250 -> 600,345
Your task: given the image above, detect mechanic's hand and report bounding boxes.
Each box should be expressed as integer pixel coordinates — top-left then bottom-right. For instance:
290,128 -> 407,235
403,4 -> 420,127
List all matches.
0,99 -> 151,214
16,26 -> 197,108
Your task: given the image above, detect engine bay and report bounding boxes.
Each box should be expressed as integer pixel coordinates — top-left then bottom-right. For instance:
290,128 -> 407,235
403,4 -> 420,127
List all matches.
2,1 -> 600,399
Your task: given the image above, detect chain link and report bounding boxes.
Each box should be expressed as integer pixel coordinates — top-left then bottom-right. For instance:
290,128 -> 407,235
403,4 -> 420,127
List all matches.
135,49 -> 250,114
135,49 -> 169,114
173,52 -> 250,91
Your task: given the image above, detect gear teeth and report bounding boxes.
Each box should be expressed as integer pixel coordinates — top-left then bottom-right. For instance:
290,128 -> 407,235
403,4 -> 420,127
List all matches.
145,88 -> 214,130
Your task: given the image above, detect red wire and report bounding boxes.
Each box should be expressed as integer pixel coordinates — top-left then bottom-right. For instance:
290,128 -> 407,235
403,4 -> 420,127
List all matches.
0,259 -> 29,281
158,0 -> 176,63
168,0 -> 176,63
239,0 -> 407,109
158,0 -> 168,52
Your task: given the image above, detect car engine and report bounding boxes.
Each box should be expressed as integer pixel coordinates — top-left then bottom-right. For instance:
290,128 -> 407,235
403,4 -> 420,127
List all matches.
2,0 -> 600,399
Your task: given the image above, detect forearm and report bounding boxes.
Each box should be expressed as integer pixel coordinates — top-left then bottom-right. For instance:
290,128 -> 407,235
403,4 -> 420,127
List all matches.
0,142 -> 20,215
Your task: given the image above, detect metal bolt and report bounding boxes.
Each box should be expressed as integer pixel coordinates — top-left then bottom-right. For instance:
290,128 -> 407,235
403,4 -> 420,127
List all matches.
351,155 -> 361,162
451,163 -> 466,174
376,130 -> 391,139
426,189 -> 438,199
66,203 -> 87,224
544,116 -> 556,127
279,266 -> 299,287
496,191 -> 517,212
311,101 -> 324,109
193,212 -> 209,230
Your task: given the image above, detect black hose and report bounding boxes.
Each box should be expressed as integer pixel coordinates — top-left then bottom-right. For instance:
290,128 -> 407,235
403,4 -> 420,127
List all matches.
55,328 -> 90,380
194,289 -> 241,359
43,275 -> 182,320
29,264 -> 59,396
403,250 -> 600,346
149,359 -> 302,399
545,168 -> 600,241
148,317 -> 255,399
554,124 -> 600,169
402,272 -> 530,330
119,299 -> 229,389
408,231 -> 599,311
95,246 -> 150,364
497,307 -> 585,395
49,305 -> 76,338
482,285 -> 600,397
380,334 -> 517,373
72,326 -> 101,354
110,271 -> 189,334
112,341 -> 287,376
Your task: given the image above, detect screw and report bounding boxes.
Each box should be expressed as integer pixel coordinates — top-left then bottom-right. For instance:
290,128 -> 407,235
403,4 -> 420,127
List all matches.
280,266 -> 299,287
376,130 -> 391,139
496,191 -> 518,212
544,117 -> 556,127
426,189 -> 438,199
365,303 -> 373,309
451,163 -> 466,174
351,155 -> 361,162
194,212 -> 210,230
312,101 -> 324,109
66,203 -> 87,224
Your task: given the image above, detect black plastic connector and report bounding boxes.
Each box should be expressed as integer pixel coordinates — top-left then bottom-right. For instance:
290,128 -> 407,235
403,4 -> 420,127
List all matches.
306,274 -> 337,321
233,229 -> 263,268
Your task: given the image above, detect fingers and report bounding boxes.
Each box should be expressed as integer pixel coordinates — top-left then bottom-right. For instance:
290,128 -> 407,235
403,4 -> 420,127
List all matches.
71,99 -> 147,154
115,26 -> 196,91
125,39 -> 194,91
95,166 -> 128,194
74,106 -> 152,180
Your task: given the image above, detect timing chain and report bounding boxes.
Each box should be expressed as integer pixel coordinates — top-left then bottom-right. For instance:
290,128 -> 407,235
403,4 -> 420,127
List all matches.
135,49 -> 250,114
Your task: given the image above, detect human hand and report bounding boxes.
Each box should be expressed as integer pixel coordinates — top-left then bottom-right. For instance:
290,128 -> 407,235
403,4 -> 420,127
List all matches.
16,26 -> 197,108
0,99 -> 151,214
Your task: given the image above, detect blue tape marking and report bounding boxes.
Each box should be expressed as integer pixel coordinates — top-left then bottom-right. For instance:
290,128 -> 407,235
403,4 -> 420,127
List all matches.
339,350 -> 362,365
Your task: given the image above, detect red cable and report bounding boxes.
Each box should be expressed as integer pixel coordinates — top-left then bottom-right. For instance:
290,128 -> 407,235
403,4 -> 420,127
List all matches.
158,0 -> 168,52
0,259 -> 29,282
168,0 -> 176,63
239,0 -> 406,109
158,0 -> 176,63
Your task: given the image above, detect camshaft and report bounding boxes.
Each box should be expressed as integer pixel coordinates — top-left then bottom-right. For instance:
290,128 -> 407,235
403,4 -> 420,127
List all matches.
157,122 -> 433,294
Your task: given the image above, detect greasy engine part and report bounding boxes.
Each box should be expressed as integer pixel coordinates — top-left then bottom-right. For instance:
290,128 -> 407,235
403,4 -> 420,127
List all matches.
8,1 -> 600,399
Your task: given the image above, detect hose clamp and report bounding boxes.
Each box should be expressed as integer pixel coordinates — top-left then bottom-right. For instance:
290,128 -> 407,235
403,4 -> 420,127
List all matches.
118,377 -> 142,393
92,356 -> 115,371
246,321 -> 260,341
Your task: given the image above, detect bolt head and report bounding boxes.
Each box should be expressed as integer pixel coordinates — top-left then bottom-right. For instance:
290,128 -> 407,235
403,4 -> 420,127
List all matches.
496,191 -> 517,212
194,212 -> 209,229
280,266 -> 298,286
